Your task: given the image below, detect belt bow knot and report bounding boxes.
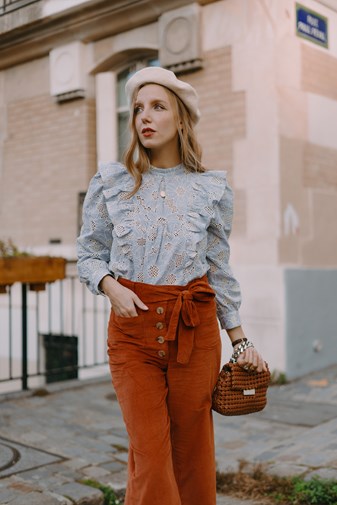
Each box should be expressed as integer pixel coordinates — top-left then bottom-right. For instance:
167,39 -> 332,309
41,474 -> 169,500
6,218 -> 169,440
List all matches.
165,280 -> 215,364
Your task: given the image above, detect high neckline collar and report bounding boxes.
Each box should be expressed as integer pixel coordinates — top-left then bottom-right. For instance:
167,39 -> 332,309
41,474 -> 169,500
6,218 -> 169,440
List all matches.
150,163 -> 184,174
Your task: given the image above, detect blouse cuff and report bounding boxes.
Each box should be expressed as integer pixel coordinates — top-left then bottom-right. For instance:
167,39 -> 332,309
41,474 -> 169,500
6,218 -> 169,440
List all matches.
92,268 -> 114,295
217,310 -> 241,330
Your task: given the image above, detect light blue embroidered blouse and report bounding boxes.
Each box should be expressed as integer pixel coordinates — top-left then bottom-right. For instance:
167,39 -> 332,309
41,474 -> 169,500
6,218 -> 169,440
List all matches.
77,162 -> 241,329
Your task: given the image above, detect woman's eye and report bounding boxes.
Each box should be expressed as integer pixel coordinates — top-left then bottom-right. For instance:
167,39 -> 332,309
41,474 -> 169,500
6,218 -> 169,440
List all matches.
154,103 -> 165,110
134,106 -> 142,114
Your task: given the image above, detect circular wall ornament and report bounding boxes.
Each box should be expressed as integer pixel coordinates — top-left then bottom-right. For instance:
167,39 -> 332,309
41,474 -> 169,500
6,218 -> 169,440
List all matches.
164,17 -> 191,54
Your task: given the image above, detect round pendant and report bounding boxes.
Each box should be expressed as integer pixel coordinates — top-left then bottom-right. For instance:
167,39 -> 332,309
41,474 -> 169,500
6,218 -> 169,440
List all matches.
160,191 -> 166,198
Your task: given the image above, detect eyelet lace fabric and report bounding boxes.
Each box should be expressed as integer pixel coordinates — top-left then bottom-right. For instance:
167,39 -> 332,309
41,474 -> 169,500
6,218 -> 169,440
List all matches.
77,162 -> 241,329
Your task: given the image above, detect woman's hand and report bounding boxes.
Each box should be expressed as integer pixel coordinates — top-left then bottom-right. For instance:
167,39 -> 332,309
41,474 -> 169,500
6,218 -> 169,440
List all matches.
237,346 -> 268,373
227,326 -> 268,373
100,275 -> 148,317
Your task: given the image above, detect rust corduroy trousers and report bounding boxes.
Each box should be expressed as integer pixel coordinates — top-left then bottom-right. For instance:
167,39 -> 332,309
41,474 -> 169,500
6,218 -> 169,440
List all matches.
107,275 -> 221,505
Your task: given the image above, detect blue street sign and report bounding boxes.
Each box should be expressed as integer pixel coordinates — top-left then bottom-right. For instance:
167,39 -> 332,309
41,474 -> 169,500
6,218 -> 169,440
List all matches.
296,3 -> 328,48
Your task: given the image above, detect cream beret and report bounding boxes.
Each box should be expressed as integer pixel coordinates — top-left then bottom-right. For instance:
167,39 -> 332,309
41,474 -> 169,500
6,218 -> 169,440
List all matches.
125,66 -> 200,125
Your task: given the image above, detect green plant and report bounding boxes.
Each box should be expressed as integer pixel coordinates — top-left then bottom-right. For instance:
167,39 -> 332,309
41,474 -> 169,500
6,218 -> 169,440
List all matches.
216,461 -> 337,505
270,369 -> 288,386
80,479 -> 123,505
0,239 -> 30,258
291,477 -> 337,504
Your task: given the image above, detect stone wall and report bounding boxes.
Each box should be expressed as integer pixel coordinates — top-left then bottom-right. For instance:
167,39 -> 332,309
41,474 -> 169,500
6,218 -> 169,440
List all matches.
0,57 -> 96,246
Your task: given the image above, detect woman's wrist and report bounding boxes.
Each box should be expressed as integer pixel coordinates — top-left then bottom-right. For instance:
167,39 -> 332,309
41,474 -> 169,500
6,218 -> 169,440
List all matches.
226,326 -> 247,347
99,274 -> 116,294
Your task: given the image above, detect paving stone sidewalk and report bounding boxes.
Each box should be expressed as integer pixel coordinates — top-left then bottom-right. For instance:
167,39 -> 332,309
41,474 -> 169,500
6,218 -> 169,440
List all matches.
0,365 -> 337,505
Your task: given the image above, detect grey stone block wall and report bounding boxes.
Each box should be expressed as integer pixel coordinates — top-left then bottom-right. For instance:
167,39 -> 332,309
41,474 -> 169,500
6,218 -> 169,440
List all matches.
285,268 -> 337,378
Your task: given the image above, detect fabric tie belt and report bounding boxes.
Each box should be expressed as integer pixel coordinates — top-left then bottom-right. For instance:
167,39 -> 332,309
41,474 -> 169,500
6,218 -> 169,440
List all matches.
118,275 -> 216,365
164,279 -> 215,364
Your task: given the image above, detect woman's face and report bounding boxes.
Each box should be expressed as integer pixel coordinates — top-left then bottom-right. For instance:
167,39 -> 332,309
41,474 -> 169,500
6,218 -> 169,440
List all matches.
134,84 -> 179,156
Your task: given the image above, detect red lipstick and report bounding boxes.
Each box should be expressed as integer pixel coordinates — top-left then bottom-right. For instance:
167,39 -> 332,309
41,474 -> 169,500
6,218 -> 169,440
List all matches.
142,127 -> 155,137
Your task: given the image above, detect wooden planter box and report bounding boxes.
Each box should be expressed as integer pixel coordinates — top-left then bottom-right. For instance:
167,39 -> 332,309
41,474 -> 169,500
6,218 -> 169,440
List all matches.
0,256 -> 66,292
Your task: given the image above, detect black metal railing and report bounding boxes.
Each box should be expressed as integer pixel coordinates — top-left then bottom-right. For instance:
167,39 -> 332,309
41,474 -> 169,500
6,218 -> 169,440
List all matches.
0,0 -> 41,16
0,268 -> 111,393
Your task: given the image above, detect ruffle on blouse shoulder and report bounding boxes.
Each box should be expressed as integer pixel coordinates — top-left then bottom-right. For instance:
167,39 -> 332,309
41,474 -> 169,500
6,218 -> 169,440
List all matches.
98,162 -> 135,276
196,170 -> 228,203
185,170 -> 228,267
188,170 -> 228,225
98,161 -> 134,198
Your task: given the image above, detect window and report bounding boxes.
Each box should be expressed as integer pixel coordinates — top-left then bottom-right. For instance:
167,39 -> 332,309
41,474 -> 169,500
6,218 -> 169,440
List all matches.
116,58 -> 159,162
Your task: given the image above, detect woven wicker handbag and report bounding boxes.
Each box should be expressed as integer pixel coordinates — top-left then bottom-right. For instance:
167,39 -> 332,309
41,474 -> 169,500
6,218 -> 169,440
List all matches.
212,362 -> 271,416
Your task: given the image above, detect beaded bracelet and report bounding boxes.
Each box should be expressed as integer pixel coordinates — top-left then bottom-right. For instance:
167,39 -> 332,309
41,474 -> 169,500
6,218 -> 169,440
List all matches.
230,340 -> 254,363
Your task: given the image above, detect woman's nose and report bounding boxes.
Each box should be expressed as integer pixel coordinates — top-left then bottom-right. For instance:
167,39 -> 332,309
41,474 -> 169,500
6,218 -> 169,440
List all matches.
140,108 -> 151,123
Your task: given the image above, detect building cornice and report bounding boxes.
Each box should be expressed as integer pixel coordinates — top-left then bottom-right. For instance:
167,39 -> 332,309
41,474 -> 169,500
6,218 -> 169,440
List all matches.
0,0 -> 216,70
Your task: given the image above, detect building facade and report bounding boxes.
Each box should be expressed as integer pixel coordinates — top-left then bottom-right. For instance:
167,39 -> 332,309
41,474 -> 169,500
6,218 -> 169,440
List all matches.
0,0 -> 336,378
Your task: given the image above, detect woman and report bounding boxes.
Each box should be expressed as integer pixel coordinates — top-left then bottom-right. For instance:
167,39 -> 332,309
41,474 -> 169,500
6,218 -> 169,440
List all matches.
77,66 -> 267,505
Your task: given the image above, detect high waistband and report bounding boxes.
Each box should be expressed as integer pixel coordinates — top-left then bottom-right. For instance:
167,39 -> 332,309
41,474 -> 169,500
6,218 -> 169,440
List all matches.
118,275 -> 216,364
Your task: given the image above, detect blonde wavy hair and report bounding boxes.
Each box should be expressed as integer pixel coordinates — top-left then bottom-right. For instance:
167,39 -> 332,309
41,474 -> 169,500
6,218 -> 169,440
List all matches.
124,84 -> 205,197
